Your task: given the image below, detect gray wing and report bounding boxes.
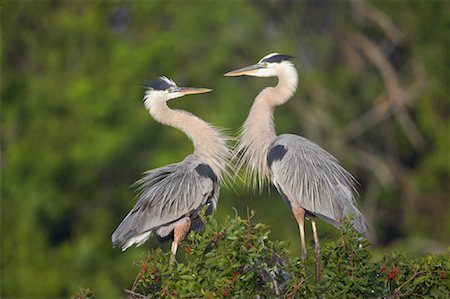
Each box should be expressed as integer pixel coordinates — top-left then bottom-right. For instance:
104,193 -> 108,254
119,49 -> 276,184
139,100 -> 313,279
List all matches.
268,134 -> 368,235
112,155 -> 219,250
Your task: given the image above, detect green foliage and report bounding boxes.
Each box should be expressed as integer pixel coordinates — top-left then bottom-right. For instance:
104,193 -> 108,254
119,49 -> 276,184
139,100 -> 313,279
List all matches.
318,221 -> 385,297
117,213 -> 449,298
379,252 -> 450,298
128,210 -> 305,298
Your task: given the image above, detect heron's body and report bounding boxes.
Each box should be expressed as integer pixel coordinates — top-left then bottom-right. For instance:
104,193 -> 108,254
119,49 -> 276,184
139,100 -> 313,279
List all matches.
112,155 -> 219,250
112,77 -> 230,257
268,134 -> 367,234
226,53 -> 368,281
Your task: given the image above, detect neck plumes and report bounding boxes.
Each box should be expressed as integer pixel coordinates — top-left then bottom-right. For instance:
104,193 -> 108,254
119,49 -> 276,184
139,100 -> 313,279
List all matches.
235,63 -> 298,191
144,96 -> 231,180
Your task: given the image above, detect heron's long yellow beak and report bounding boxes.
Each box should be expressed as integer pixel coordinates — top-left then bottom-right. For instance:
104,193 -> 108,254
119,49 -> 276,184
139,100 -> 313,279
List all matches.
224,63 -> 265,76
174,87 -> 212,95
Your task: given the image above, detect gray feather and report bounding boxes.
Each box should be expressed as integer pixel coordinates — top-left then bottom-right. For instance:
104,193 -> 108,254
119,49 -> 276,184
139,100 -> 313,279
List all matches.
269,134 -> 368,235
111,154 -> 218,250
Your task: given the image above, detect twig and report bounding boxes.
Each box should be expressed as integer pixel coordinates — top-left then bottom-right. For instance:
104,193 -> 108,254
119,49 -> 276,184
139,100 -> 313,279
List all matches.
344,93 -> 392,141
286,278 -> 305,299
349,0 -> 404,45
352,32 -> 408,107
344,32 -> 426,150
130,271 -> 141,294
354,147 -> 396,188
394,104 -> 427,151
125,288 -> 150,299
129,261 -> 149,298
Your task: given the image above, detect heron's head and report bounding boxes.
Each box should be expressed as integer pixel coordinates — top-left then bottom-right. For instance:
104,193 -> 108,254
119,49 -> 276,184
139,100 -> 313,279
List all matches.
143,76 -> 212,102
224,53 -> 295,77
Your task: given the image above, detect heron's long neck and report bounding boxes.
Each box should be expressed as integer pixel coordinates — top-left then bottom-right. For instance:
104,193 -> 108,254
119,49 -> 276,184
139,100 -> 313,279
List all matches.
146,99 -> 230,179
236,63 -> 298,190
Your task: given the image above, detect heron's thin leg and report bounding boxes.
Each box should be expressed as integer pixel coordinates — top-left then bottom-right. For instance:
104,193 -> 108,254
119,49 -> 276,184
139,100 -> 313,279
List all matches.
311,218 -> 321,283
170,241 -> 177,255
170,217 -> 191,265
293,207 -> 307,259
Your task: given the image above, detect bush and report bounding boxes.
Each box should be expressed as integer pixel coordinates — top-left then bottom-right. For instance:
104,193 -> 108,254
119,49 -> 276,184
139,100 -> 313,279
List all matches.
74,212 -> 449,298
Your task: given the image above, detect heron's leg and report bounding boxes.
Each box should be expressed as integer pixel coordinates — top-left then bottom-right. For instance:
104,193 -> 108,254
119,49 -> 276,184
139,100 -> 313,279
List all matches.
311,218 -> 321,283
170,217 -> 191,264
293,207 -> 307,259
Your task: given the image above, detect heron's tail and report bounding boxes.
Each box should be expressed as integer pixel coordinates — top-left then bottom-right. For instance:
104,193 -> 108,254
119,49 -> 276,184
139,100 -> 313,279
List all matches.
341,204 -> 369,237
332,183 -> 369,236
111,213 -> 153,251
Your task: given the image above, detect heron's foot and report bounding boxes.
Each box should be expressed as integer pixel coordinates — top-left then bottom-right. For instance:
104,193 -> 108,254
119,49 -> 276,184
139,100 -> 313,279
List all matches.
301,249 -> 307,260
169,254 -> 177,268
300,239 -> 307,260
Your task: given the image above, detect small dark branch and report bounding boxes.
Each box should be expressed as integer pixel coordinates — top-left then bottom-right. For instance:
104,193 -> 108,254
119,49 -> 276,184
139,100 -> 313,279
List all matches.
130,267 -> 144,293
286,278 -> 305,299
125,288 -> 150,299
395,290 -> 418,299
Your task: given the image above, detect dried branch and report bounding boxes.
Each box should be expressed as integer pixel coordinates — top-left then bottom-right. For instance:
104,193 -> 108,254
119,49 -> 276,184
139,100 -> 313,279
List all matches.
349,0 -> 404,45
344,93 -> 392,140
354,147 -> 396,188
343,32 -> 426,150
125,288 -> 150,299
351,33 -> 409,107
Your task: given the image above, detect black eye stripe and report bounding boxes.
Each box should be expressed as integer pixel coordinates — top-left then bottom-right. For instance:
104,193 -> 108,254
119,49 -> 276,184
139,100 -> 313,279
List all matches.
261,54 -> 295,63
144,78 -> 174,90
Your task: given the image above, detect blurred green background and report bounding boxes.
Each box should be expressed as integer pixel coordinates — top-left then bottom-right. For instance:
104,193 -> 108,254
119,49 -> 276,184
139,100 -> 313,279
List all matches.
2,0 -> 449,297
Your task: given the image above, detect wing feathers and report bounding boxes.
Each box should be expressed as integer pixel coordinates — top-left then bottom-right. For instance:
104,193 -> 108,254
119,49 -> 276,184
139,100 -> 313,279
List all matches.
111,156 -> 218,250
269,134 -> 368,235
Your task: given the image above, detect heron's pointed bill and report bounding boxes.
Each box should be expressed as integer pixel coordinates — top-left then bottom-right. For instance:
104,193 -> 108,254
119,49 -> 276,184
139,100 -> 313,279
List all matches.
173,87 -> 212,95
224,63 -> 265,77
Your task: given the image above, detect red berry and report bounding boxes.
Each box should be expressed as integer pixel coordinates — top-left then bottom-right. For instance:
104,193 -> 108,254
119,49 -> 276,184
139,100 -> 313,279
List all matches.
186,246 -> 191,254
140,264 -> 147,273
388,267 -> 399,280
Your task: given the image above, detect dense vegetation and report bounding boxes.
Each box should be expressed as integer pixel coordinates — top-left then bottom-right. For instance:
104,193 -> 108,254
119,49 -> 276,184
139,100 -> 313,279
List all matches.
2,0 -> 449,297
73,213 -> 449,298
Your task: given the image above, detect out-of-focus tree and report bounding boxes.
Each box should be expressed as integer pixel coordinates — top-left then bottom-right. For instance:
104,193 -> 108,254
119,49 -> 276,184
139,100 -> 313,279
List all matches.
2,0 -> 448,297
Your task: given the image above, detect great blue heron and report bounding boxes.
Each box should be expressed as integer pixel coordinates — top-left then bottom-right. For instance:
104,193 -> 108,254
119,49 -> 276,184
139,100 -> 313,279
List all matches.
111,77 -> 231,260
225,53 -> 368,282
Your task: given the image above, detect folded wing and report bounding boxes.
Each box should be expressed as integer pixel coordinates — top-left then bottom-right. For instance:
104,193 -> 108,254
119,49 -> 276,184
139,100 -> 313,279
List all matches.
112,155 -> 219,250
269,134 -> 368,235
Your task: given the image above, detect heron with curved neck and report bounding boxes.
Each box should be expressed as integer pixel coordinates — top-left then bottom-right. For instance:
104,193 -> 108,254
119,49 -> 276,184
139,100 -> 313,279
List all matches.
112,77 -> 232,262
225,53 -> 368,282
